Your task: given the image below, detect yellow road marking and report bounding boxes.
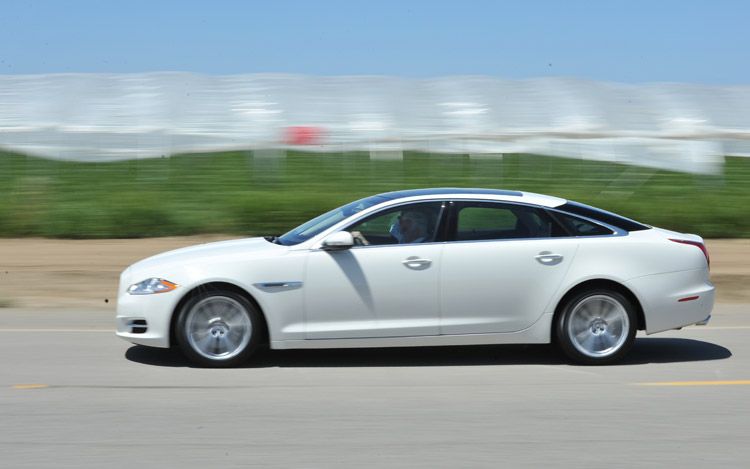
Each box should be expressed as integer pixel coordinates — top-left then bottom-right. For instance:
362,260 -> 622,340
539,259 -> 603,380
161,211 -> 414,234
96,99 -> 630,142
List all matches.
637,380 -> 750,387
12,384 -> 49,390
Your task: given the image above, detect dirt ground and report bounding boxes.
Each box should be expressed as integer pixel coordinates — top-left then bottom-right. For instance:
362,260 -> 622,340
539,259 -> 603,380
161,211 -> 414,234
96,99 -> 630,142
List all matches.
0,237 -> 747,308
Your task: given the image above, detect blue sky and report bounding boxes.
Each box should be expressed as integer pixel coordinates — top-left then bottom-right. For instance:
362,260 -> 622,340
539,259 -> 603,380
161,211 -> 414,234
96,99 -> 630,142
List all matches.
0,0 -> 747,83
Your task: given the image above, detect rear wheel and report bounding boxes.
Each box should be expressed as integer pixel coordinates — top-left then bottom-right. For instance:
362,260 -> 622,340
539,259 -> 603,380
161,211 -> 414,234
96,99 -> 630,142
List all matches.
556,289 -> 636,365
176,290 -> 262,367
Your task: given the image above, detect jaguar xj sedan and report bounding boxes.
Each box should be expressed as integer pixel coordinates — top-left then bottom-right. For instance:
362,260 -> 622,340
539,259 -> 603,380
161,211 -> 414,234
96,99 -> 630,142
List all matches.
117,188 -> 714,366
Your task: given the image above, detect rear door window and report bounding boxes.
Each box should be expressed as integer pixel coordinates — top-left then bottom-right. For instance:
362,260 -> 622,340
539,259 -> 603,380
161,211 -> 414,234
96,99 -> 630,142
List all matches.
453,202 -> 562,240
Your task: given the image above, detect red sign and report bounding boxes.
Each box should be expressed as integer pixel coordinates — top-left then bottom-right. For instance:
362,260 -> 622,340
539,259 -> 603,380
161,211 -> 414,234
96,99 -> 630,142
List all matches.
283,126 -> 324,145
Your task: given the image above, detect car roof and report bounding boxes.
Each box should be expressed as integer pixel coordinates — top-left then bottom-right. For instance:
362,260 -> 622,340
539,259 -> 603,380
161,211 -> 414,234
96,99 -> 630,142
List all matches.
375,188 -> 566,208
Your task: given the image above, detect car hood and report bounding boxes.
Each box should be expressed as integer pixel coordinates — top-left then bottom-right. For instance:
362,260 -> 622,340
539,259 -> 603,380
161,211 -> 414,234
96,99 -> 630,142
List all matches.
128,237 -> 284,273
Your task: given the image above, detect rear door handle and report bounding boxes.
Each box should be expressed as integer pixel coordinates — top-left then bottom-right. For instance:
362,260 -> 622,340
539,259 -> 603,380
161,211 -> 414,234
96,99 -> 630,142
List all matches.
535,251 -> 563,265
402,256 -> 432,270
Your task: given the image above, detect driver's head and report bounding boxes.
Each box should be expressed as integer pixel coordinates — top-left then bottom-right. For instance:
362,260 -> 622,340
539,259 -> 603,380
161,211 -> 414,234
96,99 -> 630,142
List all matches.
399,210 -> 428,242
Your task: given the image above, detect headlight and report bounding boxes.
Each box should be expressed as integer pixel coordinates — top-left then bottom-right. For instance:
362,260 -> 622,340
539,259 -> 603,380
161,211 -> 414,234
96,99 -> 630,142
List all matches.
127,278 -> 178,295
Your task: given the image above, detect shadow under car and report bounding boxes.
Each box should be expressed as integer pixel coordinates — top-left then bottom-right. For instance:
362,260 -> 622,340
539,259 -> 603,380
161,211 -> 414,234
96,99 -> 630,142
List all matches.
124,336 -> 731,368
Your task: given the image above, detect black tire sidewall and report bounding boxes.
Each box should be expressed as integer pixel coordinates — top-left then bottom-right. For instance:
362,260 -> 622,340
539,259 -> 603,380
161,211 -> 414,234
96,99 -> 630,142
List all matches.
556,289 -> 636,365
176,290 -> 261,367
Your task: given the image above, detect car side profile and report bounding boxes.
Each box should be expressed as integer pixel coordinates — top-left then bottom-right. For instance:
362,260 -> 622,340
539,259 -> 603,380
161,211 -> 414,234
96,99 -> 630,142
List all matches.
116,188 -> 714,366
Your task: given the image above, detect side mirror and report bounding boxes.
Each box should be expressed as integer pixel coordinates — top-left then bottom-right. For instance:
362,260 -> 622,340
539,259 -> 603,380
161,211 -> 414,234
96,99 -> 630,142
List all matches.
321,231 -> 354,251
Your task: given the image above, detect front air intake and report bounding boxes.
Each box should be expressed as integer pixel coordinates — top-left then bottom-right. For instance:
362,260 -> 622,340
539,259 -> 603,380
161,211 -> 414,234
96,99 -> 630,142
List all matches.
127,319 -> 148,334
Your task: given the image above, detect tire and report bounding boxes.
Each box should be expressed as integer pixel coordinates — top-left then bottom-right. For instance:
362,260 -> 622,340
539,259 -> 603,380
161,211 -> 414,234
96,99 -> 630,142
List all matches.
555,289 -> 637,365
176,290 -> 262,367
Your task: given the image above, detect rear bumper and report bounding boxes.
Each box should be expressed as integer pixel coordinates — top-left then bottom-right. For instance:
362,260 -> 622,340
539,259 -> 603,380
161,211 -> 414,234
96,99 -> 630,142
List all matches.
626,269 -> 714,334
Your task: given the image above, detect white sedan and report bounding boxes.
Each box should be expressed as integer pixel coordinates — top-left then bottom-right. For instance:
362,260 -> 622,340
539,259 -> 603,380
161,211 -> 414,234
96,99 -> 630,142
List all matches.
116,188 -> 714,366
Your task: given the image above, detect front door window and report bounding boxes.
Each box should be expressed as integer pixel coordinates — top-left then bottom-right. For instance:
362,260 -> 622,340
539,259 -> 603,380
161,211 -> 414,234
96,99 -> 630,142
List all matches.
346,202 -> 444,246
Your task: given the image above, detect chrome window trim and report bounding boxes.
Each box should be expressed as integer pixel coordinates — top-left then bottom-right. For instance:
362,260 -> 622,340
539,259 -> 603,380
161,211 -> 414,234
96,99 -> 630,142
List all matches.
302,192 -> 548,250
441,231 -> 624,247
315,240 -> 449,252
305,196 -> 629,251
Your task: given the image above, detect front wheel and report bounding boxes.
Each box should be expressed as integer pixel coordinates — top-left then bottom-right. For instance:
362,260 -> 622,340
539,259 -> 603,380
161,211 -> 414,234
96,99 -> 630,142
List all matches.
555,289 -> 636,365
176,290 -> 262,367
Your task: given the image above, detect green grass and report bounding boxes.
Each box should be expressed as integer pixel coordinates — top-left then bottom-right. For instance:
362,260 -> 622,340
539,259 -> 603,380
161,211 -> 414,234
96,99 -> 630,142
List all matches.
0,149 -> 748,238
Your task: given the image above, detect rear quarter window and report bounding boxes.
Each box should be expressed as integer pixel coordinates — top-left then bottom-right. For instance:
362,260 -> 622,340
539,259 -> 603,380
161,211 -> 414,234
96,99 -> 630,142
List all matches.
557,201 -> 649,232
550,211 -> 615,237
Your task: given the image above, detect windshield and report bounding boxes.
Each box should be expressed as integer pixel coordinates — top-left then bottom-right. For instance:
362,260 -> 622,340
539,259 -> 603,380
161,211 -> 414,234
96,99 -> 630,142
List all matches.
277,195 -> 389,246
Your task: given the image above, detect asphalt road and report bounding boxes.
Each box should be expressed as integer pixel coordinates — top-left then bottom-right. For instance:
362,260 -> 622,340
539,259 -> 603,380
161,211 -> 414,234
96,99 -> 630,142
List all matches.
1,304 -> 749,468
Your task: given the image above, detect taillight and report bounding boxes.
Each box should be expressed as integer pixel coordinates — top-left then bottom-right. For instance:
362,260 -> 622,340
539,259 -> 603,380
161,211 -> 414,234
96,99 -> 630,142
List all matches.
669,239 -> 710,269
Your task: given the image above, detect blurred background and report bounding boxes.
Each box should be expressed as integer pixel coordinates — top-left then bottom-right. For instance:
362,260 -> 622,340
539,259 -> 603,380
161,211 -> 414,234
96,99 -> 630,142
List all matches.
1,0 -> 749,238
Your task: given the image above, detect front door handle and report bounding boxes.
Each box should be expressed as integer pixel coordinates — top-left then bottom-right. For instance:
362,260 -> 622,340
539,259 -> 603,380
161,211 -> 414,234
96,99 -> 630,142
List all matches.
402,256 -> 432,270
535,251 -> 563,265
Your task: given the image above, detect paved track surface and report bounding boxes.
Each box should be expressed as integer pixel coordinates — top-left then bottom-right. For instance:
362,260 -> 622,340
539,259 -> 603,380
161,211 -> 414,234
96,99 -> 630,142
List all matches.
1,304 -> 749,468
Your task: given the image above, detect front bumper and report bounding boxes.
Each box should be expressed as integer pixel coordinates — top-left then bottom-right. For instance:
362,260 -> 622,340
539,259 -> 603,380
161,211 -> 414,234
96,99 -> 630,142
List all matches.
116,289 -> 181,348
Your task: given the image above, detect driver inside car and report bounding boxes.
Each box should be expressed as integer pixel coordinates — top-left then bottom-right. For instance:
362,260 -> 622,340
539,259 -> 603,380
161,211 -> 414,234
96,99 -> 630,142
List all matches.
389,210 -> 429,244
